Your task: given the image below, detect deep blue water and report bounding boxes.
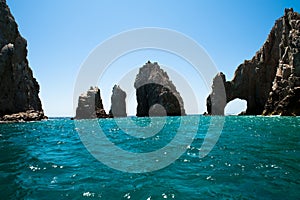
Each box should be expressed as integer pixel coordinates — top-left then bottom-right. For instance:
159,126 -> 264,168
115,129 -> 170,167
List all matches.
0,116 -> 299,199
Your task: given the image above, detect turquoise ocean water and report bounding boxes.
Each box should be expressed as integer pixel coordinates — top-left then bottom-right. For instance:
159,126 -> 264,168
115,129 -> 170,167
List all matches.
0,116 -> 299,199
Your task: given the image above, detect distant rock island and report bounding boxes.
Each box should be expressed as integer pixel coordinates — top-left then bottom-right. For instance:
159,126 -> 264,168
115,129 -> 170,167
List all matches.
75,84 -> 127,119
134,61 -> 185,117
75,87 -> 108,119
74,61 -> 186,119
0,0 -> 46,122
109,85 -> 127,118
207,8 -> 300,116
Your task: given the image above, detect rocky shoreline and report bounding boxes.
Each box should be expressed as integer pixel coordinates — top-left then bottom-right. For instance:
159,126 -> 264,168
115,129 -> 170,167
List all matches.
0,110 -> 47,123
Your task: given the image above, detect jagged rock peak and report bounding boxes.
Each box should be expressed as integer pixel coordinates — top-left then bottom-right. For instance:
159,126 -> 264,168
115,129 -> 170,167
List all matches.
109,85 -> 127,118
134,61 -> 186,117
206,8 -> 300,116
263,8 -> 300,115
0,0 -> 46,121
134,61 -> 172,89
75,86 -> 108,119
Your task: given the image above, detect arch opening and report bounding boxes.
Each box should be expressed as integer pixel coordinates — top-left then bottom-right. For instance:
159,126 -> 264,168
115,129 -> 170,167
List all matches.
225,98 -> 247,115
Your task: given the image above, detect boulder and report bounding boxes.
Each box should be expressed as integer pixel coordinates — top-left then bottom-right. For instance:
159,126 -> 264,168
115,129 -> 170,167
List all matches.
134,61 -> 186,117
1,110 -> 46,122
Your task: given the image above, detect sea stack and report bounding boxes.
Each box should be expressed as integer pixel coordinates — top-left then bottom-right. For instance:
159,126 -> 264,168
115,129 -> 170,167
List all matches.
0,0 -> 46,121
109,85 -> 127,118
134,61 -> 186,117
75,87 -> 108,119
206,8 -> 300,116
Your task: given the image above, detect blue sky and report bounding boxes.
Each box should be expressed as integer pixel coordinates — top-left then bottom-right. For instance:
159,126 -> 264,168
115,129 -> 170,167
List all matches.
7,0 -> 300,116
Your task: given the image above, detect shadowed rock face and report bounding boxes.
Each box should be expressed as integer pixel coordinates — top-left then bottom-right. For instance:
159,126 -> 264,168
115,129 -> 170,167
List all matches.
75,87 -> 108,119
207,8 -> 300,116
0,0 -> 45,121
134,61 -> 186,117
109,85 -> 127,118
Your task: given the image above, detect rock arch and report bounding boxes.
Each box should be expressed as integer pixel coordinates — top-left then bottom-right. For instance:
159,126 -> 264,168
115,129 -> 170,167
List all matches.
207,8 -> 300,116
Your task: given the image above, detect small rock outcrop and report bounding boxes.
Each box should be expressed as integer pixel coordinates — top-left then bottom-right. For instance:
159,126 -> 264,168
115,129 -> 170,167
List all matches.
109,85 -> 127,117
0,0 -> 46,121
1,110 -> 45,122
206,8 -> 300,116
75,87 -> 108,119
134,61 -> 186,117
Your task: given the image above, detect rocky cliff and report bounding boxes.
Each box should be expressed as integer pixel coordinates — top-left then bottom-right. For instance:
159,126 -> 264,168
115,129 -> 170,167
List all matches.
206,8 -> 300,116
109,85 -> 127,118
134,61 -> 186,117
0,0 -> 45,121
75,87 -> 108,119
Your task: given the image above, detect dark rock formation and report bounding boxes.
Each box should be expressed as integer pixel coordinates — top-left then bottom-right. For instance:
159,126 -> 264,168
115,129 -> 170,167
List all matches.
134,61 -> 186,117
75,87 -> 108,119
206,8 -> 300,116
0,0 -> 46,121
263,9 -> 300,116
109,85 -> 127,117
